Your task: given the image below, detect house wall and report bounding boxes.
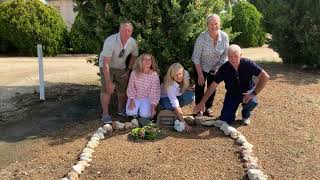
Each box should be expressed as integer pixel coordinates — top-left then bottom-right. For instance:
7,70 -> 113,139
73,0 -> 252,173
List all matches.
47,0 -> 77,31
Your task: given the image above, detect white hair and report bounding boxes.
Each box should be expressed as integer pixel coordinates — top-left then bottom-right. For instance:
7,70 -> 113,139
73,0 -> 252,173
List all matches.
228,44 -> 242,55
207,13 -> 221,24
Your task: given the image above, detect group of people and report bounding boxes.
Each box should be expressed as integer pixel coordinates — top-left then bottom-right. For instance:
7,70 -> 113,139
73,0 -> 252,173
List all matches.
99,14 -> 269,131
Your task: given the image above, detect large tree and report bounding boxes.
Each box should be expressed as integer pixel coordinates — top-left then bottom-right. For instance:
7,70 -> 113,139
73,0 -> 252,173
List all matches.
250,0 -> 320,67
71,0 -> 230,76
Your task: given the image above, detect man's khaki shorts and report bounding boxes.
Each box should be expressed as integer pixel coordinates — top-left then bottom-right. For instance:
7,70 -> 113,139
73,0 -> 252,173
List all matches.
100,67 -> 127,94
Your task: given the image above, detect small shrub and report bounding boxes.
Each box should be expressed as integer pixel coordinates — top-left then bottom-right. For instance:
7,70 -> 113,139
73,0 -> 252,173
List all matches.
270,0 -> 320,66
0,37 -> 16,54
69,3 -> 107,54
0,0 -> 67,55
231,1 -> 266,47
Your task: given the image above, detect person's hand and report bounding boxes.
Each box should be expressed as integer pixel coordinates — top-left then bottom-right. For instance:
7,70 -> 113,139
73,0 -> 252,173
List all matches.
188,85 -> 195,92
212,69 -> 218,75
185,124 -> 192,132
242,92 -> 254,104
198,74 -> 205,86
129,99 -> 135,110
106,81 -> 114,94
121,71 -> 130,82
193,102 -> 205,114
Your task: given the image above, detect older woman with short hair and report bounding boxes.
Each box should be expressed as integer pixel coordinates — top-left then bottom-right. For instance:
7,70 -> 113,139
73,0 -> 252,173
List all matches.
192,13 -> 229,117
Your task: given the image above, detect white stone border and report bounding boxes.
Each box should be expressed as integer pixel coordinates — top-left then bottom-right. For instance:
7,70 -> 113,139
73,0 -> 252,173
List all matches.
62,119 -> 267,180
61,119 -> 139,180
200,120 -> 267,180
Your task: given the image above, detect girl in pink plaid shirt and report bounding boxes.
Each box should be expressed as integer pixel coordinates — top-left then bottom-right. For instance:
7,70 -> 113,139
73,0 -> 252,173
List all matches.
126,53 -> 161,118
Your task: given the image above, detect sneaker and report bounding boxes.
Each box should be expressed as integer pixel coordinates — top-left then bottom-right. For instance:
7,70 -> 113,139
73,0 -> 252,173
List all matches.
117,111 -> 127,117
243,118 -> 251,125
132,114 -> 139,119
102,114 -> 112,124
203,108 -> 213,117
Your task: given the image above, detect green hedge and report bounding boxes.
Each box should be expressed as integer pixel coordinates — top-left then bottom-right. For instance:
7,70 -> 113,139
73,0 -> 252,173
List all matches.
0,0 -> 67,56
0,37 -> 16,54
248,0 -> 278,33
69,1 -> 108,54
231,1 -> 266,47
72,0 -> 240,77
250,0 -> 320,66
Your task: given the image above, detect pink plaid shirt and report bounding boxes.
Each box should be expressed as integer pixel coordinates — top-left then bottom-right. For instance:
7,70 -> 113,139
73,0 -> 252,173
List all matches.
127,71 -> 160,105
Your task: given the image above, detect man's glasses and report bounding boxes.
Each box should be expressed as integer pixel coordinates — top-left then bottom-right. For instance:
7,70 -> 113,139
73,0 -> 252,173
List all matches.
118,49 -> 125,58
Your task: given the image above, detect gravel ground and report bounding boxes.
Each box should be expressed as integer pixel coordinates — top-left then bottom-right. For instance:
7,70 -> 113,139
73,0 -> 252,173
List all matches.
0,46 -> 319,180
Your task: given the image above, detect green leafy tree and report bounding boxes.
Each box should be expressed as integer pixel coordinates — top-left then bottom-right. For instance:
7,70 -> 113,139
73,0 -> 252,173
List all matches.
69,0 -> 113,53
231,1 -> 266,47
248,0 -> 278,33
271,0 -> 320,66
0,0 -> 67,55
250,0 -> 320,66
72,0 -> 233,77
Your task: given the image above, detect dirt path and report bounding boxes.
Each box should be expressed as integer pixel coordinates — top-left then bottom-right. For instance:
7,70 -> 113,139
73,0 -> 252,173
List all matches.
0,56 -> 99,98
0,46 -> 319,180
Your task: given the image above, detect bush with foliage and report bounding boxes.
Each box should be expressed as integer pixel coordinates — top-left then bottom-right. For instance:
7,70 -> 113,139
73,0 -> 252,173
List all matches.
69,1 -> 108,54
0,37 -> 16,54
248,0 -> 279,33
0,0 -> 67,55
250,0 -> 320,66
231,1 -> 266,47
271,0 -> 320,66
72,0 -> 239,77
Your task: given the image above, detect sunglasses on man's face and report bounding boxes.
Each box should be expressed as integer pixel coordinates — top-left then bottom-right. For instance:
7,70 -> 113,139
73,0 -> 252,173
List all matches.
118,49 -> 125,58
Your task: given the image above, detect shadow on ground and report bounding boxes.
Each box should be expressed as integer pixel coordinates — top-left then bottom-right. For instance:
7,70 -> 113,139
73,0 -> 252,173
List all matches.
256,61 -> 320,85
0,83 -> 103,143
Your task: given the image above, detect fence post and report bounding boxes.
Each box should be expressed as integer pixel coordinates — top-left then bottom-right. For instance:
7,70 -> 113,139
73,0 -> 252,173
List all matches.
37,44 -> 45,101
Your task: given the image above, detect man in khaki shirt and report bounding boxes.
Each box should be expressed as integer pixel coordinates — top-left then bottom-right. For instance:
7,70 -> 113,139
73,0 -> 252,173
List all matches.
99,20 -> 139,124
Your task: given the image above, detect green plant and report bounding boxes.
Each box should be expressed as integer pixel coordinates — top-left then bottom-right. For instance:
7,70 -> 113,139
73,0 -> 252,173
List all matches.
130,123 -> 161,141
0,37 -> 16,53
69,0 -> 112,54
231,1 -> 266,47
251,0 -> 320,66
220,2 -> 240,43
72,0 -> 239,77
248,0 -> 278,33
270,0 -> 320,66
0,0 -> 67,55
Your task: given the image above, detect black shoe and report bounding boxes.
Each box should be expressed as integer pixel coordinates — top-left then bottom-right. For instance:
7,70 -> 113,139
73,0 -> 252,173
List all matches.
117,111 -> 127,117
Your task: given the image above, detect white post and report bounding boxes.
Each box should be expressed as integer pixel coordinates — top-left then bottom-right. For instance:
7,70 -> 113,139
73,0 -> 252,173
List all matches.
37,44 -> 45,100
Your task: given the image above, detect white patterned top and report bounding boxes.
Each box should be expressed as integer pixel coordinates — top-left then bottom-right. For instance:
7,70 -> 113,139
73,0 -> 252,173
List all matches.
192,30 -> 229,72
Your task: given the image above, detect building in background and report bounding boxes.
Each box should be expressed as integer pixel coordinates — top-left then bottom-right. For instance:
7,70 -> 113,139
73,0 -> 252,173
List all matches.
46,0 -> 77,31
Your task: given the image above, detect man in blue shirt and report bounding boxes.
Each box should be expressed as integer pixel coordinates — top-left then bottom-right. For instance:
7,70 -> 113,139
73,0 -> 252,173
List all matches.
194,44 -> 270,125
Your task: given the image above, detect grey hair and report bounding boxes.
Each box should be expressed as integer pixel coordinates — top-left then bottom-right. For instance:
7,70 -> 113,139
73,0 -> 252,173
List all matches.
207,13 -> 221,24
120,20 -> 133,28
228,44 -> 242,55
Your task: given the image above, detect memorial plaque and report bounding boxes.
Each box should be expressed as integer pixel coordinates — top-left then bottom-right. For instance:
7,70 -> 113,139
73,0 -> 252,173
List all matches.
156,110 -> 177,127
